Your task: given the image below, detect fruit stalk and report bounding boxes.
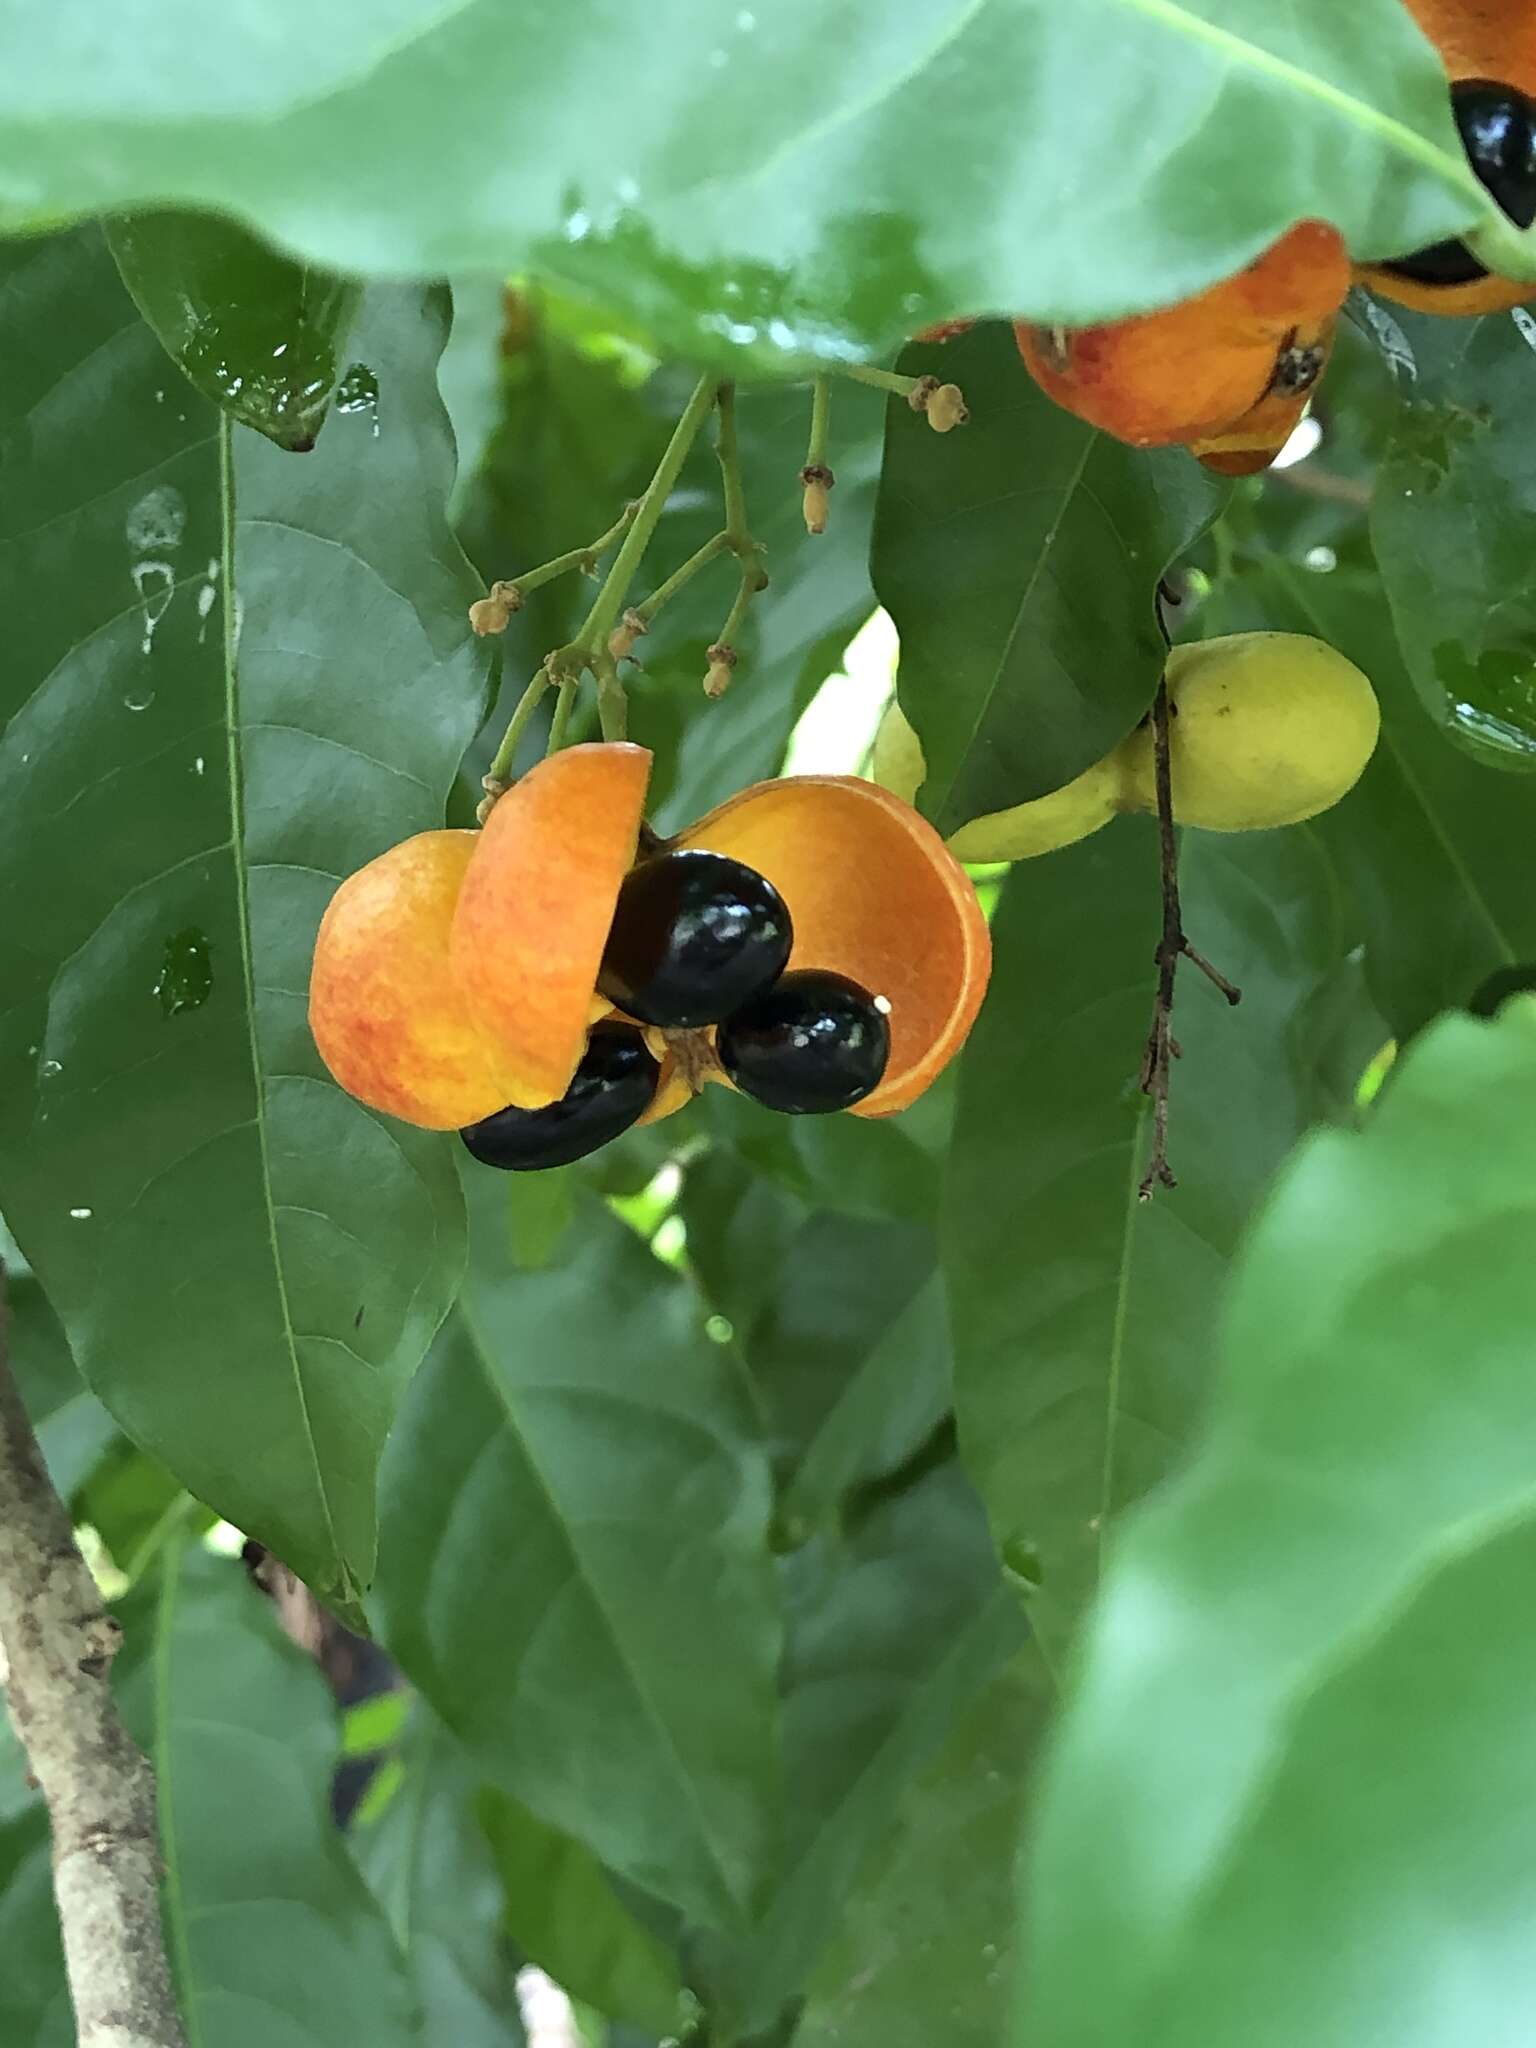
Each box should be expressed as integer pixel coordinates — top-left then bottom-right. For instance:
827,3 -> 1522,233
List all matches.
576,372 -> 720,656
1137,676 -> 1242,1202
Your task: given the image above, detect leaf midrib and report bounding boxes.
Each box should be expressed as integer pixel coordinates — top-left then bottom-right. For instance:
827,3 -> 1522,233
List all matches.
219,416 -> 342,1583
456,1297 -> 749,1927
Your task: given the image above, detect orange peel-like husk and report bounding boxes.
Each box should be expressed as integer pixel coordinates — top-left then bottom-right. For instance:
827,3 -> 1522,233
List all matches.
450,742 -> 652,1108
309,831 -> 531,1131
1014,221 -> 1350,447
1354,261 -> 1534,317
1357,4 -> 1536,315
676,775 -> 991,1117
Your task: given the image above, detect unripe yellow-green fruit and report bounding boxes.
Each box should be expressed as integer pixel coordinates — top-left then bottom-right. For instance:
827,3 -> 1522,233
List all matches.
871,701 -> 1120,862
871,698 -> 928,806
1117,632 -> 1379,831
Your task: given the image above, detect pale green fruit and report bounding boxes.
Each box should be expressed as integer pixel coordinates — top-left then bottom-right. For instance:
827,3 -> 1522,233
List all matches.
1118,632 -> 1380,831
946,757 -> 1121,862
870,701 -> 1120,862
871,698 -> 927,805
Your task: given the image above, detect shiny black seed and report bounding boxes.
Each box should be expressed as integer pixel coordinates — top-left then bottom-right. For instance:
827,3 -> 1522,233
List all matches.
717,968 -> 890,1116
598,849 -> 792,1028
1384,80 -> 1536,288
460,1022 -> 659,1171
1383,238 -> 1490,287
1454,78 -> 1536,227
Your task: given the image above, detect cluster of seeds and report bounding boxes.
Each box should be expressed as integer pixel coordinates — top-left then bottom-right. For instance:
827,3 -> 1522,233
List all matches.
460,848 -> 891,1172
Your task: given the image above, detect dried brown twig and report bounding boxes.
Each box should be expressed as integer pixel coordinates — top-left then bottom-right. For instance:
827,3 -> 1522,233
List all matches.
1137,589 -> 1242,1200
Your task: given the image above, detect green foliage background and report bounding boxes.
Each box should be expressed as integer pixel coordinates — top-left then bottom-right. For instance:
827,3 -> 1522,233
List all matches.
5,5 -> 1536,2045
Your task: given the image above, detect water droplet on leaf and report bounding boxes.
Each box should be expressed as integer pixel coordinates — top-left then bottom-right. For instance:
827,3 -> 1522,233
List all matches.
154,927 -> 214,1017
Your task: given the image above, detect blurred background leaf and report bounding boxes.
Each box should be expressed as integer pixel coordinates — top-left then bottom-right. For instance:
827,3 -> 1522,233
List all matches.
1019,1004 -> 1536,2048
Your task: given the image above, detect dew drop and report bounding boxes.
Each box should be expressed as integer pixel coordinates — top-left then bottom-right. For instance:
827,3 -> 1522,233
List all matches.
335,363 -> 381,437
736,7 -> 756,26
39,1058 -> 62,1077
1001,1531 -> 1044,1593
123,682 -> 156,712
192,755 -> 206,776
153,927 -> 214,1018
68,1207 -> 92,1221
1303,544 -> 1337,573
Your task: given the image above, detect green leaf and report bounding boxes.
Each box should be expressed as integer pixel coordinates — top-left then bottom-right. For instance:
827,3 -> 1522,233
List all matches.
373,1171 -> 782,1937
796,1654 -> 1046,2048
0,1808 -> 67,2044
104,211 -> 360,450
0,1218 -> 116,1502
705,1460 -> 1024,2040
1372,308 -> 1536,758
0,5 -> 1494,364
354,1709 -> 528,2047
0,227 -> 484,1612
681,1149 -> 940,1496
1228,560 -> 1536,1040
873,324 -> 1229,824
946,817 -> 1346,1664
478,1785 -> 685,2035
111,1536 -> 417,2045
1019,1004 -> 1536,2048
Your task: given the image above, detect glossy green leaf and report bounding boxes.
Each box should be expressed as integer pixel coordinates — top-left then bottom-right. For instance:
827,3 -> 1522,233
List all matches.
112,1536 -> 417,2045
874,324 -> 1229,823
1020,1004 -> 1536,2048
681,1150 -> 939,1494
0,227 -> 484,1612
946,818 -> 1346,1664
354,1710 -> 528,2047
105,211 -> 360,450
0,4 -> 1498,367
477,1785 -> 685,2034
1226,560 -> 1536,1039
707,1461 -> 1022,2039
797,1653 -> 1045,2048
1372,308 -> 1536,758
373,1172 -> 781,1936
0,1219 -> 116,1502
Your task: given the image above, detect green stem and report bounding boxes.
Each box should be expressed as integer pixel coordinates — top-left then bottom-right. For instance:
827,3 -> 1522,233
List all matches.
493,500 -> 640,602
545,677 -> 579,753
716,567 -> 759,651
715,383 -> 751,549
594,653 -> 628,742
486,664 -> 552,786
636,531 -> 731,625
838,362 -> 924,400
576,372 -> 719,654
805,376 -> 832,470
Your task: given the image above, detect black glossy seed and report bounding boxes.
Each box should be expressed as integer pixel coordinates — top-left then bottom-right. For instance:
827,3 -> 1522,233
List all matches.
717,968 -> 890,1116
1383,238 -> 1490,286
1383,79 -> 1536,288
1455,78 -> 1536,227
598,849 -> 792,1029
460,1022 -> 659,1171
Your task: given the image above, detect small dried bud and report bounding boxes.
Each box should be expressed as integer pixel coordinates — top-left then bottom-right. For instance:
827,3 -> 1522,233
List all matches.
480,773 -> 509,800
475,794 -> 498,826
607,607 -> 649,662
906,374 -> 941,414
924,383 -> 969,433
799,463 -> 835,535
703,643 -> 737,699
468,581 -> 524,635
